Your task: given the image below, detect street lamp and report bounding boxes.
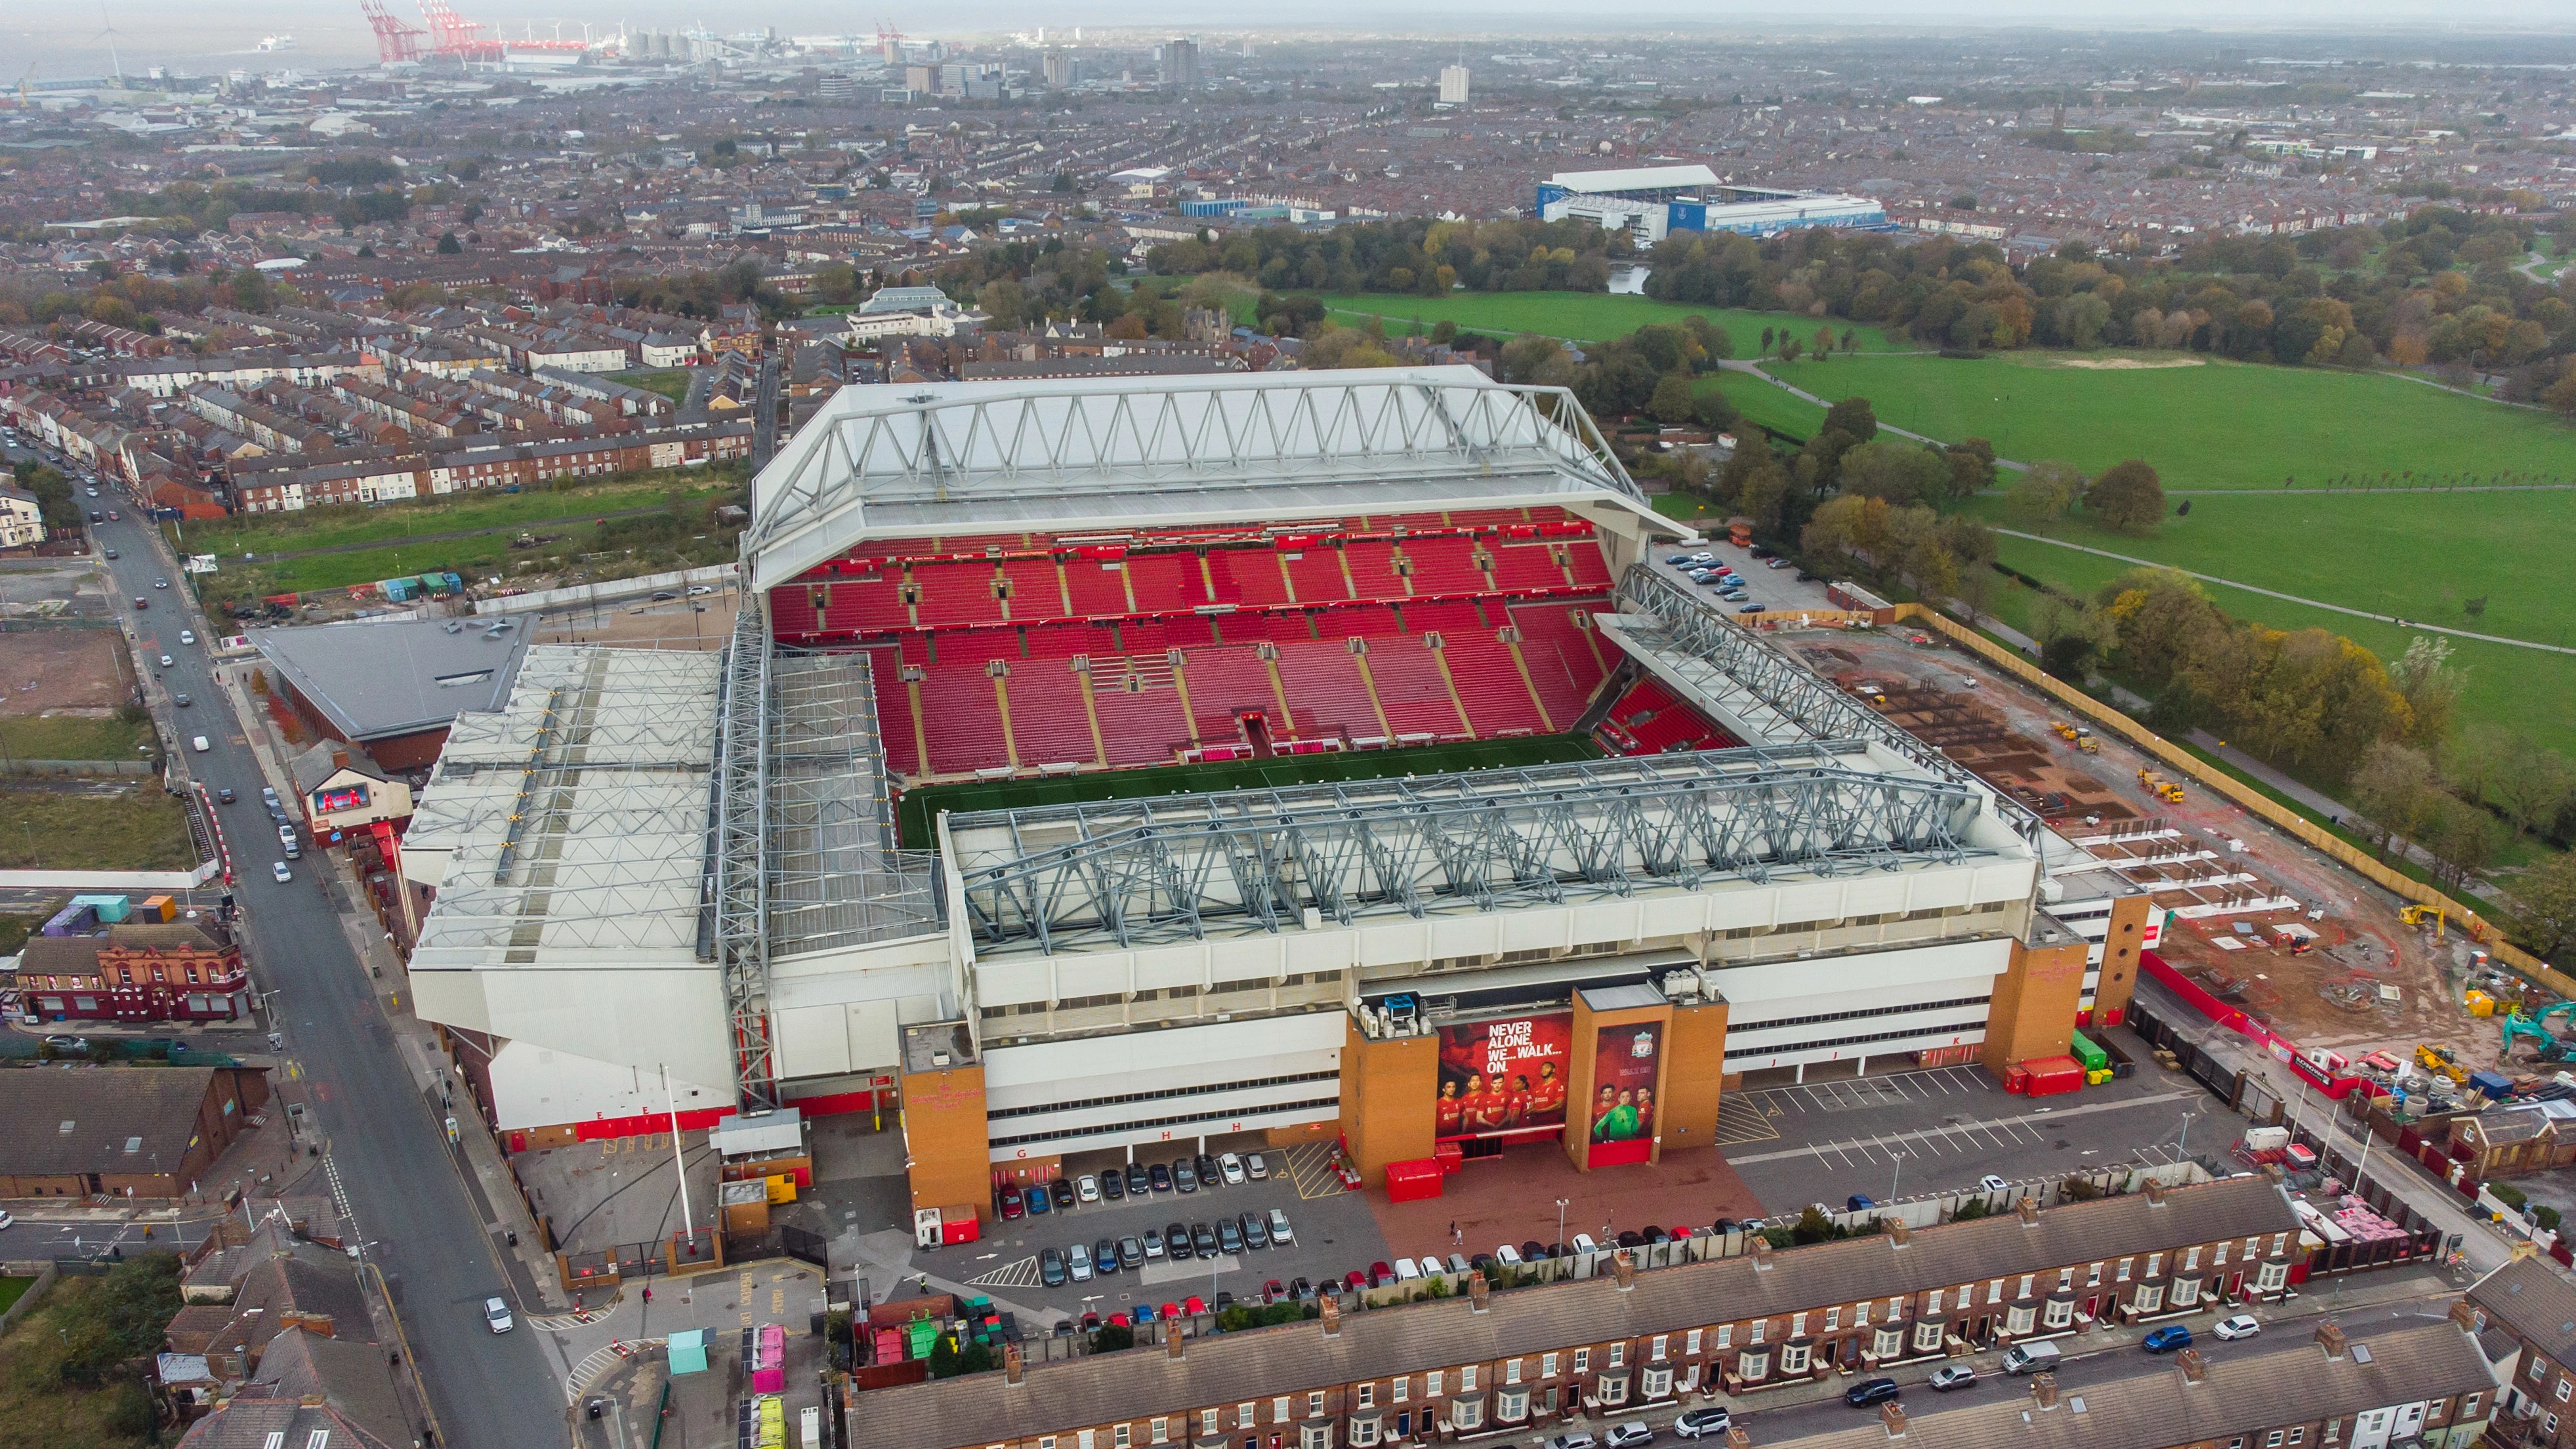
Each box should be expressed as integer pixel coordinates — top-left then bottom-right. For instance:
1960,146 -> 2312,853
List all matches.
2176,1109 -> 2199,1162
1554,1198 -> 1570,1254
1888,1149 -> 1907,1203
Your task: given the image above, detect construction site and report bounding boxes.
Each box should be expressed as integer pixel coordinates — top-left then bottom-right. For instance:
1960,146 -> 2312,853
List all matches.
1798,628 -> 2540,1088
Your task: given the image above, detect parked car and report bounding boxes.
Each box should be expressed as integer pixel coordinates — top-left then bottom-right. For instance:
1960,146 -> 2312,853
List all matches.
1194,1153 -> 1220,1186
1844,1378 -> 1900,1408
1049,1178 -> 1075,1209
1289,1276 -> 1314,1299
999,1191 -> 1025,1221
174,693 -> 190,707
1192,1222 -> 1218,1256
2142,1325 -> 2194,1355
484,1297 -> 514,1334
650,590 -> 678,602
2213,1315 -> 2263,1341
1024,1185 -> 1050,1216
178,630 -> 196,645
1093,1238 -> 1119,1275
1245,1153 -> 1268,1180
1929,1364 -> 1978,1392
1118,1236 -> 1144,1269
1125,1163 -> 1151,1196
1076,1174 -> 1101,1204
1142,1228 -> 1167,1260
1067,1243 -> 1094,1281
1039,1247 -> 1067,1286
1604,1424 -> 1653,1449
1672,1408 -> 1733,1439
1739,603 -> 1768,615
158,653 -> 174,668
102,549 -> 116,559
1218,1152 -> 1247,1185
153,577 -> 167,589
271,861 -> 293,883
1149,1163 -> 1173,1193
1542,1433 -> 1598,1449
1846,1194 -> 1876,1212
1184,1295 -> 1209,1316
1268,1208 -> 1295,1245
1216,1219 -> 1245,1255
1166,1221 -> 1193,1261
1980,1174 -> 2010,1193
43,1034 -> 87,1051
1101,1170 -> 1124,1201
1239,1212 -> 1268,1250
1174,1160 -> 1198,1193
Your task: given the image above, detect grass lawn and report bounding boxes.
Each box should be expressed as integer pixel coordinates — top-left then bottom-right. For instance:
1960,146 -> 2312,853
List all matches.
610,370 -> 692,403
1765,350 -> 2576,490
1314,292 -> 1904,356
0,715 -> 150,763
0,1270 -> 168,1449
0,785 -> 199,870
1699,371 -> 1827,439
898,733 -> 1602,849
1977,528 -> 2576,762
0,1278 -> 31,1316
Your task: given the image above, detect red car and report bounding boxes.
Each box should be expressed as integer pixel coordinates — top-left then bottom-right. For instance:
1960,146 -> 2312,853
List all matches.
997,1192 -> 1024,1221
1262,1278 -> 1285,1304
1184,1295 -> 1208,1315
1161,1302 -> 1181,1322
1343,1270 -> 1367,1292
1368,1261 -> 1393,1287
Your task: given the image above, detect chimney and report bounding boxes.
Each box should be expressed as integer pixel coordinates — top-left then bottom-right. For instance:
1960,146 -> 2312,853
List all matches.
1321,1294 -> 1342,1339
2450,1299 -> 2482,1334
1724,1430 -> 1751,1449
1749,1235 -> 1773,1271
2031,1373 -> 2060,1410
1613,1250 -> 1636,1291
1886,1217 -> 1910,1248
1879,1401 -> 1907,1440
2016,1197 -> 2039,1225
1004,1343 -> 1025,1387
330,746 -> 349,771
2144,1178 -> 2167,1206
2176,1348 -> 2207,1384
1468,1272 -> 1489,1314
2316,1322 -> 2348,1361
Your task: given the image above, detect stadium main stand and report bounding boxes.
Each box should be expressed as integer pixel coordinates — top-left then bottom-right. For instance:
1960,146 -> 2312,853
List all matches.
777,508 -> 1625,782
1592,675 -> 1741,756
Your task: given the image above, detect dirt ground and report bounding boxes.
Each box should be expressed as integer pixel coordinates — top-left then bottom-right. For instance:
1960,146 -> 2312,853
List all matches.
0,628 -> 129,715
1808,630 -> 2471,1065
528,591 -> 739,651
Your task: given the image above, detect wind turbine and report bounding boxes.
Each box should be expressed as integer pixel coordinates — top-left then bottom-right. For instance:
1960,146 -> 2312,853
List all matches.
94,5 -> 124,85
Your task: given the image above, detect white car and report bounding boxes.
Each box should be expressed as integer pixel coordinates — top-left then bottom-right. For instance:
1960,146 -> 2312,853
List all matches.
484,1296 -> 514,1334
2212,1313 -> 2263,1341
158,654 -> 173,668
1604,1425 -> 1653,1449
1267,1207 -> 1293,1245
1076,1173 -> 1101,1204
0,1210 -> 13,1230
686,584 -> 714,596
179,630 -> 196,645
272,861 -> 293,883
1672,1409 -> 1732,1439
1980,1174 -> 2010,1193
1245,1153 -> 1268,1179
1218,1152 -> 1247,1185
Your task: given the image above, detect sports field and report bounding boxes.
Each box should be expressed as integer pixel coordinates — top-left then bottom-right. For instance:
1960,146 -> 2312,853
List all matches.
1316,292 -> 1905,355
1765,350 -> 2576,491
897,733 -> 1602,847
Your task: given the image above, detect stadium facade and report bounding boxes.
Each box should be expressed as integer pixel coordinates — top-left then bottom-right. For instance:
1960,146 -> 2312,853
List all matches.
1535,165 -> 1891,246
401,367 -> 2148,1223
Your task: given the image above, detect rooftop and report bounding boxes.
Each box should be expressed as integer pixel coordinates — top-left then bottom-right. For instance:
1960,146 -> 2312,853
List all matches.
1549,163 -> 1723,192
0,1067 -> 255,1177
253,614 -> 535,743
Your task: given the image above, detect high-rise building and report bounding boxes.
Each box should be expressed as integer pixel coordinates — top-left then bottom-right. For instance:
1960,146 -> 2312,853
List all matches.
1159,36 -> 1201,89
817,71 -> 854,101
1439,64 -> 1470,106
1041,49 -> 1073,88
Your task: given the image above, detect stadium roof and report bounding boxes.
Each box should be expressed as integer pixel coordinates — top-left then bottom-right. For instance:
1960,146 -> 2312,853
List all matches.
739,367 -> 1661,591
1548,164 -> 1722,194
942,743 -> 2016,956
254,615 -> 534,743
402,644 -> 721,967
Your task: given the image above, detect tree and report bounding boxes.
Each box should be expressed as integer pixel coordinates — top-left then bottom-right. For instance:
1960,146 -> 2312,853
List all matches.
1649,372 -> 1699,426
2489,737 -> 2576,840
1693,389 -> 1739,433
1499,334 -> 1573,388
1735,461 -> 1790,535
436,230 -> 463,254
2085,459 -> 2166,533
1835,439 -> 1951,506
2349,741 -> 2442,862
2096,569 -> 2225,693
1943,438 -> 1997,498
2031,594 -> 2117,680
2514,851 -> 2576,960
2421,794 -> 2501,892
2007,460 -> 2086,523
976,277 -> 1028,330
1821,396 -> 1879,443
2385,636 -> 2465,752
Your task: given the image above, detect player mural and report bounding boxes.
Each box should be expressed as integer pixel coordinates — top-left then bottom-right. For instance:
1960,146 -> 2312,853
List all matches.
1587,1022 -> 1663,1167
1435,1015 -> 1573,1141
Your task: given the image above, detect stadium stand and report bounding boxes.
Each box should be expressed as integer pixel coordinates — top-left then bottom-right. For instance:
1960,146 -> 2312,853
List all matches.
1362,637 -> 1470,739
919,666 -> 1011,773
1089,663 -> 1192,766
1281,546 -> 1350,604
1592,676 -> 1739,756
1003,664 -> 1100,768
1437,632 -> 1548,736
1274,639 -> 1386,743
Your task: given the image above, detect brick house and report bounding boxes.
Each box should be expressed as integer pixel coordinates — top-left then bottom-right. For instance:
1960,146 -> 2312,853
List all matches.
2470,1255 -> 2576,1446
0,1065 -> 270,1198
16,919 -> 253,1024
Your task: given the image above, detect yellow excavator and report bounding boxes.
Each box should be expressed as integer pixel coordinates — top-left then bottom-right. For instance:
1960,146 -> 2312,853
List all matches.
2136,768 -> 2184,804
2415,1044 -> 2469,1085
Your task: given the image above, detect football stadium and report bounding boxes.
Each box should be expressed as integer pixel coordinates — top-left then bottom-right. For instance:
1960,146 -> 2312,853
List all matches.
400,365 -> 2153,1221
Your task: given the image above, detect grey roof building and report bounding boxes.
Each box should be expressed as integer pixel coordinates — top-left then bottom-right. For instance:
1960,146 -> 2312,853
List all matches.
254,615 -> 533,770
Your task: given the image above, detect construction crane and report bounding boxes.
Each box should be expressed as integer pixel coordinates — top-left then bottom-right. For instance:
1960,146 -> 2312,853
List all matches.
417,0 -> 503,60
360,0 -> 427,64
875,18 -> 904,61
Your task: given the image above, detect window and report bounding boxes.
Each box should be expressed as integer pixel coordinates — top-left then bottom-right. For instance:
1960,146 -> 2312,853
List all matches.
1458,1368 -> 1476,1393
1779,1343 -> 1811,1374
2172,1278 -> 2200,1307
1239,1403 -> 1258,1426
2146,1254 -> 2163,1277
1750,1321 -> 1766,1346
1791,1312 -> 1808,1337
2460,1396 -> 2478,1419
2044,1299 -> 2074,1329
2558,1379 -> 2573,1405
1274,1398 -> 1290,1422
2057,1267 -> 2074,1291
1151,1419 -> 1167,1445
1823,1308 -> 1841,1332
2257,1261 -> 2289,1293
2134,1284 -> 2164,1313
1392,1379 -> 1407,1404
2184,1246 -> 2202,1271
1202,1411 -> 1219,1437
1505,1360 -> 1520,1386
2016,1275 -> 2034,1299
2087,1263 -> 2103,1287
1874,1328 -> 1903,1358
1989,1279 -> 2005,1302
1606,1345 -> 1623,1370
1683,1332 -> 1700,1358
1302,1425 -> 1333,1449
1650,1335 -> 1667,1361
1736,1351 -> 1768,1383
1308,1393 -> 1325,1417
1543,1353 -> 1560,1377
1497,1391 -> 1528,1423
1358,1385 -> 1374,1409
1449,1402 -> 1479,1432
1642,1366 -> 1672,1400
1714,1327 -> 1732,1350
1599,1376 -> 1629,1406
1425,1373 -> 1442,1398
1927,1290 -> 1945,1314
2288,1433 -> 2305,1446
1351,1419 -> 1380,1447
2006,1304 -> 2035,1335
2268,1433 -> 2285,1448
2215,1242 -> 2230,1265
1913,1321 -> 1943,1353
1573,1350 -> 1590,1374
2116,1259 -> 2132,1283
1114,1427 -> 1131,1449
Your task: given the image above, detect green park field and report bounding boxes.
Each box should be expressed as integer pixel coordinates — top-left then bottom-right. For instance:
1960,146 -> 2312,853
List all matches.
1765,350 -> 2576,491
898,733 -> 1600,848
1317,292 -> 1903,356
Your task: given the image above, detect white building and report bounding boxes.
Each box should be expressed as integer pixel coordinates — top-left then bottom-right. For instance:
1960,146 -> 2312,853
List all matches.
1438,65 -> 1470,106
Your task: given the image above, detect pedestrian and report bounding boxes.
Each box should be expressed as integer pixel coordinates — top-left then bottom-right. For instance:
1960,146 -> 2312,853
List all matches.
642,1286 -> 652,1304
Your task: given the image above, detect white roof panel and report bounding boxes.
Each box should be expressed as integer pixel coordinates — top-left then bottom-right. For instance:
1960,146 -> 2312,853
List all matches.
1549,164 -> 1722,193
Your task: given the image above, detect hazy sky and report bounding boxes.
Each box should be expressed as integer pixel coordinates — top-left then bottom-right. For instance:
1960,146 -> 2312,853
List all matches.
16,1 -> 2576,79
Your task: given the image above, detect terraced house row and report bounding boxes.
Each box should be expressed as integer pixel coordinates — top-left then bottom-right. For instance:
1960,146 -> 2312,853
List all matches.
869,1175 -> 2391,1449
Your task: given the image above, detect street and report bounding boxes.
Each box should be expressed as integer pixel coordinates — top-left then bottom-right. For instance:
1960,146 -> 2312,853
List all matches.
77,497 -> 571,1448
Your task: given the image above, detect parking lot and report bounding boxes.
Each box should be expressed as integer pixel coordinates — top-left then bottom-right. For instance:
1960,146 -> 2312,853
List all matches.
1713,1056 -> 2216,1216
1647,544 -> 1840,619
932,1148 -> 1394,1324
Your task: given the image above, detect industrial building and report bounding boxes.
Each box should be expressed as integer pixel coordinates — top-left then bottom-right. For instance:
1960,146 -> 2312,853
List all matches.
1536,165 -> 1892,245
400,366 -> 2148,1224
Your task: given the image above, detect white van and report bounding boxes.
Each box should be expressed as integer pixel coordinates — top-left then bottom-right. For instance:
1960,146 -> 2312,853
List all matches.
1393,1257 -> 1421,1282
1571,1233 -> 1599,1255
190,735 -> 210,752
1495,1244 -> 1523,1266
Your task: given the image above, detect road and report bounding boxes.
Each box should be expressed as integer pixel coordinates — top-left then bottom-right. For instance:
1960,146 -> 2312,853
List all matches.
1,1212 -> 214,1255
78,495 -> 568,1447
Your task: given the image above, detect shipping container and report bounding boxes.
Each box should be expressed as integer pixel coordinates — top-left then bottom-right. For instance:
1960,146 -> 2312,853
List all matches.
2068,1030 -> 2109,1073
938,1204 -> 982,1244
138,893 -> 177,922
2020,1055 -> 2085,1097
71,893 -> 131,923
1384,1158 -> 1444,1202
